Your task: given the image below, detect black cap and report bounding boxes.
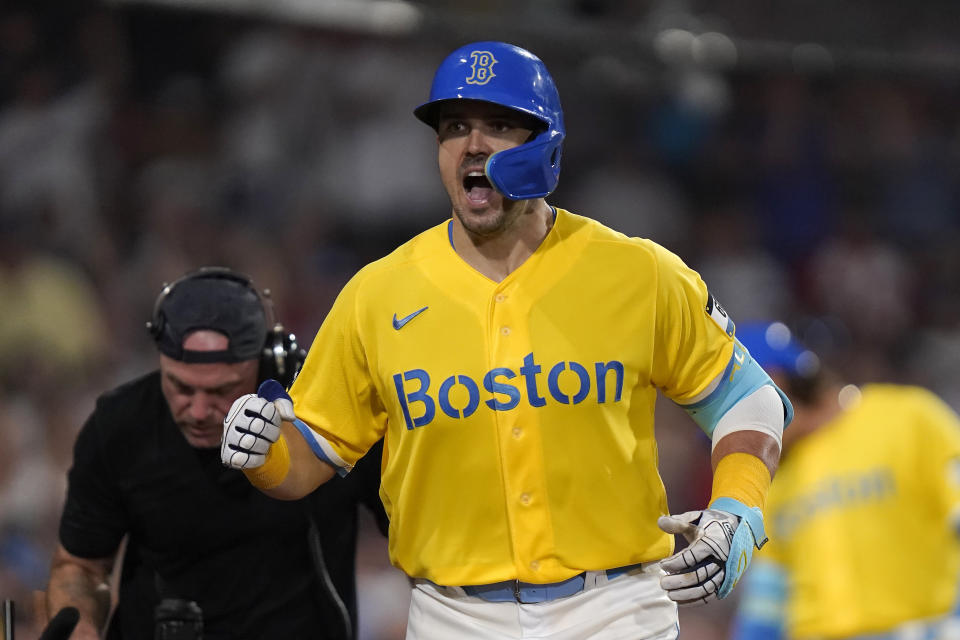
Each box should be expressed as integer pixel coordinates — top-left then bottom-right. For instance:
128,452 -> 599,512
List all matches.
149,268 -> 267,363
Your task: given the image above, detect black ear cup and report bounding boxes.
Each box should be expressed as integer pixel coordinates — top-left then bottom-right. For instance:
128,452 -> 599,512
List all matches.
258,324 -> 308,389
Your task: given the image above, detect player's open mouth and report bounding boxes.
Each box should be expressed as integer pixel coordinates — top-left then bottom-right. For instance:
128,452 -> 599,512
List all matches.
463,170 -> 494,205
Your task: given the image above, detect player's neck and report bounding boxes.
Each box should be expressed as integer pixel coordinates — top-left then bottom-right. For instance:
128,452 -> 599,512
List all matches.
452,200 -> 554,282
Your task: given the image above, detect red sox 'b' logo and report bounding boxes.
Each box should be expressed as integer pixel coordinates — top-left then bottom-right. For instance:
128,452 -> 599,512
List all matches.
466,51 -> 497,85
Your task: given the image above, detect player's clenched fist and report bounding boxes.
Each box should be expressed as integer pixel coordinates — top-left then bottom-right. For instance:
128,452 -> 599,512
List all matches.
221,394 -> 283,469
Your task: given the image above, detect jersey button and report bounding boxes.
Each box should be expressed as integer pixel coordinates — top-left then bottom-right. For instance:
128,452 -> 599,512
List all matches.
530,561 -> 540,571
500,326 -> 511,336
520,492 -> 531,505
512,427 -> 523,439
495,294 -> 506,303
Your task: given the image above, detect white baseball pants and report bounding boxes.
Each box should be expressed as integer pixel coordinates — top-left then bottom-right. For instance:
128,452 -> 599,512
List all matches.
405,562 -> 678,640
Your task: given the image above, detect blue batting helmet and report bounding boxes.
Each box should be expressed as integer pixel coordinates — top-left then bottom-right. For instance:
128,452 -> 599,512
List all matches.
735,322 -> 820,379
414,41 -> 565,200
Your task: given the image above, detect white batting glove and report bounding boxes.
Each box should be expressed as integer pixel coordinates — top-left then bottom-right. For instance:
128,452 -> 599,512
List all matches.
658,509 -> 736,606
657,498 -> 766,607
221,394 -> 284,470
221,379 -> 298,470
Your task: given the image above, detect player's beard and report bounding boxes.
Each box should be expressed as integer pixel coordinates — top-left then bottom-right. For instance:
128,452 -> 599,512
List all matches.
453,196 -> 529,239
450,152 -> 526,238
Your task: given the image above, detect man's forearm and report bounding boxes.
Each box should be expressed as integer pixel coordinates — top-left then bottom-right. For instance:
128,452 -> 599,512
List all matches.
47,557 -> 112,638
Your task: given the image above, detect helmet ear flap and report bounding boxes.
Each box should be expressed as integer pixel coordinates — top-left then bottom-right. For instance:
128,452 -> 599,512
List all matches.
485,129 -> 564,199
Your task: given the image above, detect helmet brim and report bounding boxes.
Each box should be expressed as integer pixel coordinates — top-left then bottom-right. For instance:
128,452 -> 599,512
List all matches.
414,97 -> 550,133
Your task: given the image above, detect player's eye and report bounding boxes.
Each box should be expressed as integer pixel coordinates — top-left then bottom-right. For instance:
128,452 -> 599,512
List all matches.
438,121 -> 459,136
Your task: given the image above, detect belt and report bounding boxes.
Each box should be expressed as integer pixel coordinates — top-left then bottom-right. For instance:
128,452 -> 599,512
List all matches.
460,563 -> 646,604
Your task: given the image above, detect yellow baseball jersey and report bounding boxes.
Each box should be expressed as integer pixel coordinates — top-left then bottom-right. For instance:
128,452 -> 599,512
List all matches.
760,384 -> 960,638
290,208 -> 734,585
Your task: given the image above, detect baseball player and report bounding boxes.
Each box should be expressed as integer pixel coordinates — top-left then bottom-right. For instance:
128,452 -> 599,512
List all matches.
731,322 -> 960,640
222,41 -> 792,639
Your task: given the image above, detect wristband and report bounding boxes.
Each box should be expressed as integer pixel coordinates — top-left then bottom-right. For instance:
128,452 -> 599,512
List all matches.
710,452 -> 771,512
243,433 -> 291,490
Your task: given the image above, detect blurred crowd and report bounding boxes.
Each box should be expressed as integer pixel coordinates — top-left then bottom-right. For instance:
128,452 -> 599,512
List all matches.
1,2 -> 959,638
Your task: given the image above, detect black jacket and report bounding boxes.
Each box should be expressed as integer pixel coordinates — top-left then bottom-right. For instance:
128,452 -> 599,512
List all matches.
59,372 -> 387,640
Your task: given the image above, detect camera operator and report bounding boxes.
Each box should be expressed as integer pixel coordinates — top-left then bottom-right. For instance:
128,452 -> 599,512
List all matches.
44,267 -> 387,640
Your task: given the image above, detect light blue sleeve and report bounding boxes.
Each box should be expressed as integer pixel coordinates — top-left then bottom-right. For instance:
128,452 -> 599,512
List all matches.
678,338 -> 794,438
729,559 -> 787,640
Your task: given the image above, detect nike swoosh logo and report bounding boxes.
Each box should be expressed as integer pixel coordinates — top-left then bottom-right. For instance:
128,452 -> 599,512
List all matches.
392,306 -> 428,330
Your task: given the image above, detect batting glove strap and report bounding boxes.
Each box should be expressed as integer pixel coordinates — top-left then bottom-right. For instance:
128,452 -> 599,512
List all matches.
709,497 -> 766,600
258,379 -> 297,420
709,497 -> 767,548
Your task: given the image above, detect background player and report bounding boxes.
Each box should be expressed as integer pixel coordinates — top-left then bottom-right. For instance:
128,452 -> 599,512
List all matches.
221,42 -> 792,639
731,321 -> 960,639
45,267 -> 387,639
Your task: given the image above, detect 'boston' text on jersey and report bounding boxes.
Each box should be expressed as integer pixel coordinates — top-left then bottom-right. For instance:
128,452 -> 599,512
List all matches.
393,352 -> 625,429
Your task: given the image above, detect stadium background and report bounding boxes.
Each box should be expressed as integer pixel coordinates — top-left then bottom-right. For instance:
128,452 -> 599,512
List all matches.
1,0 -> 959,637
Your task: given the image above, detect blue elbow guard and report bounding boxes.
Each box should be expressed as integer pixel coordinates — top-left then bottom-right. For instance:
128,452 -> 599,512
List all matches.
681,339 -> 793,438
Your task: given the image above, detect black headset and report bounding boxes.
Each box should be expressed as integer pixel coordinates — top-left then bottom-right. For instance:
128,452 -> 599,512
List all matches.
146,266 -> 307,388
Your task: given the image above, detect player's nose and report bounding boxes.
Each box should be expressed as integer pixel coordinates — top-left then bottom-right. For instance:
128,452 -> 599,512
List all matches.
465,128 -> 491,154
